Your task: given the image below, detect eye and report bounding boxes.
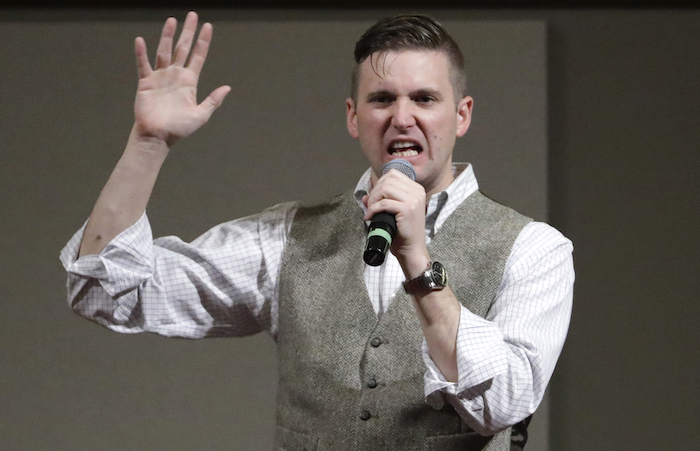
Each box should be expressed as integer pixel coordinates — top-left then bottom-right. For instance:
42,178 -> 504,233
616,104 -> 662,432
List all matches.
369,94 -> 395,105
414,95 -> 437,105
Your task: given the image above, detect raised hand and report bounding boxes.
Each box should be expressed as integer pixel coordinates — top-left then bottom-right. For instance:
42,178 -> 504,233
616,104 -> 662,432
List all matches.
133,11 -> 230,147
78,12 -> 230,257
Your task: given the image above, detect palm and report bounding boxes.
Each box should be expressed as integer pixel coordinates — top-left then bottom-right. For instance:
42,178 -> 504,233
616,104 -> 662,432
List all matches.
135,67 -> 203,144
133,12 -> 229,147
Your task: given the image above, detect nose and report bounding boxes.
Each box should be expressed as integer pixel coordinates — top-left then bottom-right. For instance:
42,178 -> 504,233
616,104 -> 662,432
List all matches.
390,98 -> 416,130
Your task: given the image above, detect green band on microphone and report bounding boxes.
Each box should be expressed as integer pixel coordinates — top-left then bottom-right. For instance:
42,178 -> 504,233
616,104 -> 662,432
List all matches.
368,228 -> 393,245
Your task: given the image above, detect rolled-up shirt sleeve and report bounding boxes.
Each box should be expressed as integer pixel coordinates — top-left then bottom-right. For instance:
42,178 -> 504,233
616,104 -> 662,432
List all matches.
60,204 -> 296,339
423,221 -> 574,435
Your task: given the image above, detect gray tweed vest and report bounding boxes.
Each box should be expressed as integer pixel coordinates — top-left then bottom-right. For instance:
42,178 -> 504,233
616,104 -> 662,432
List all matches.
275,190 -> 532,451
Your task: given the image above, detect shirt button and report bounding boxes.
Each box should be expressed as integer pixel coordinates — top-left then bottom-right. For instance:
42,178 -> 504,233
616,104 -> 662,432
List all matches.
367,378 -> 378,388
360,410 -> 371,421
370,337 -> 382,347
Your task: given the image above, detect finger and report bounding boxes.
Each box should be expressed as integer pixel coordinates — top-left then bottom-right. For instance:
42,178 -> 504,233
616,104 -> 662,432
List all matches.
365,199 -> 403,220
196,85 -> 231,119
187,22 -> 213,76
374,169 -> 410,189
368,177 -> 418,205
155,17 -> 177,69
173,11 -> 199,66
134,37 -> 153,78
366,187 -> 425,224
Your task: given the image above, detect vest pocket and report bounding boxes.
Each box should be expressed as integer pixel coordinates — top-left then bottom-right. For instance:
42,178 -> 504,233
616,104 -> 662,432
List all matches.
425,431 -> 493,450
275,425 -> 319,451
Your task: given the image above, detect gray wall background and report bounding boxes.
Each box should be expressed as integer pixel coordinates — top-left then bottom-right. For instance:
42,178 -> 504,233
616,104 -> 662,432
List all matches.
1,7 -> 699,451
0,11 -> 549,451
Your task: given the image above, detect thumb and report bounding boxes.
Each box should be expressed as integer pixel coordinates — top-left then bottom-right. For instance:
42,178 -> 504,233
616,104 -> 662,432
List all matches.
198,85 -> 231,119
361,194 -> 369,208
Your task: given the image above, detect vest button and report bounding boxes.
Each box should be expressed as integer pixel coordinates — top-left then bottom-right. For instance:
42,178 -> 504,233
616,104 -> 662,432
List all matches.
360,410 -> 371,421
370,337 -> 382,347
367,378 -> 377,388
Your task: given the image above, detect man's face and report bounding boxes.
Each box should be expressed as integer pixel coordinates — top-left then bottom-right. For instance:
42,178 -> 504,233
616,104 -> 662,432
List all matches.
346,50 -> 473,197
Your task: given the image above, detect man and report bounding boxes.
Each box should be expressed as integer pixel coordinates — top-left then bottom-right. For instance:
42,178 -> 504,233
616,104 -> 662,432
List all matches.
61,12 -> 573,451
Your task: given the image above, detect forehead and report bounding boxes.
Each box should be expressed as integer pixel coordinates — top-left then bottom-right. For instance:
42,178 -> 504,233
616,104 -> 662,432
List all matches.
357,50 -> 453,94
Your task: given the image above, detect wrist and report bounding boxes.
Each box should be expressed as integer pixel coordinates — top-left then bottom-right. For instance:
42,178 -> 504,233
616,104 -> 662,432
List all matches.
127,125 -> 171,162
398,247 -> 431,280
403,261 -> 449,295
130,120 -> 173,146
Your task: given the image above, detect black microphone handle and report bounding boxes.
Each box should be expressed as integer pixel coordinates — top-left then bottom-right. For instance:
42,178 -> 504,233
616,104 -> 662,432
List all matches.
363,212 -> 396,266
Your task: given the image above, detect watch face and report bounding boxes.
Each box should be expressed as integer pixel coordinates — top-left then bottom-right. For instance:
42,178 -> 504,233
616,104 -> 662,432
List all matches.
431,261 -> 448,287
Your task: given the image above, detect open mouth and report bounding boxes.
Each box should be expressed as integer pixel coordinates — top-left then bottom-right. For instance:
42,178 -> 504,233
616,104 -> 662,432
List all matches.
389,140 -> 422,157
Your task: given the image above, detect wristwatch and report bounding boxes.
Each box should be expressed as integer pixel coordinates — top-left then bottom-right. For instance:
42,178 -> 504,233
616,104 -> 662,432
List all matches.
403,261 -> 448,295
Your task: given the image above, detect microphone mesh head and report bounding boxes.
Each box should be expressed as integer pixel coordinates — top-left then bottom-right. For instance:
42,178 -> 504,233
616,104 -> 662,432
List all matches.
381,159 -> 416,181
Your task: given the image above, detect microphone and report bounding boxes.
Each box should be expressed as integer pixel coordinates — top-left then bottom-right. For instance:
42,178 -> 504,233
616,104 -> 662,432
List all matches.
363,159 -> 416,266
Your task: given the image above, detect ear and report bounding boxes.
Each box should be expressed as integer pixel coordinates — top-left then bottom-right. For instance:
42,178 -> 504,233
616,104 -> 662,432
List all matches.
455,96 -> 473,137
346,98 -> 359,139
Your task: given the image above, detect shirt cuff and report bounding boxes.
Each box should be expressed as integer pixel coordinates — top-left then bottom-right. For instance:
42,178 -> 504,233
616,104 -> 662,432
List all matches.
60,213 -> 154,297
423,304 -> 509,402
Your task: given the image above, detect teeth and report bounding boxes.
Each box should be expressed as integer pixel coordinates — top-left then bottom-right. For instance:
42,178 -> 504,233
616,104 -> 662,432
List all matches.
389,141 -> 421,157
391,150 -> 419,157
393,141 -> 416,149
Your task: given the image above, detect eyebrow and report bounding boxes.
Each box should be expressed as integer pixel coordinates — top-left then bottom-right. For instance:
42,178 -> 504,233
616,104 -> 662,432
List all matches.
365,89 -> 395,101
410,88 -> 442,99
365,88 -> 442,101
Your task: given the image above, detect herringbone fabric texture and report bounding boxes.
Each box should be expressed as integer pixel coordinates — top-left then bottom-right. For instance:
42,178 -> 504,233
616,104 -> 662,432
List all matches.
276,190 -> 531,451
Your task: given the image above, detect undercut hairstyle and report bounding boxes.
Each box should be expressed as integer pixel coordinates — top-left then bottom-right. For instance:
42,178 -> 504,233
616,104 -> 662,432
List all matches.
351,14 -> 468,105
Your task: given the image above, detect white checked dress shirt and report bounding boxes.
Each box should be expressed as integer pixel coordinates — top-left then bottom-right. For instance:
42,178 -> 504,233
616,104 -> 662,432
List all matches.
61,163 -> 574,435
